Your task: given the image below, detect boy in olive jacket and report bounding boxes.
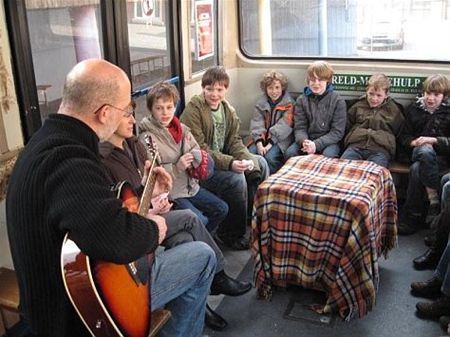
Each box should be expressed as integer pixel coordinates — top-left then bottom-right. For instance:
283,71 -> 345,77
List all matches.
181,66 -> 269,250
341,73 -> 405,168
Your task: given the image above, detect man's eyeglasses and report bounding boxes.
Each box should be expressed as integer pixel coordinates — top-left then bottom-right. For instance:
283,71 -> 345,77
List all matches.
94,102 -> 135,117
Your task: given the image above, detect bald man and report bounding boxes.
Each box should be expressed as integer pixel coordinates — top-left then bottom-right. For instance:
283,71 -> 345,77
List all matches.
6,59 -> 216,337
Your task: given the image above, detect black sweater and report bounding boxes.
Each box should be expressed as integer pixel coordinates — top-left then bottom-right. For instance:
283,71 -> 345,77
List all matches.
399,98 -> 450,157
6,114 -> 159,337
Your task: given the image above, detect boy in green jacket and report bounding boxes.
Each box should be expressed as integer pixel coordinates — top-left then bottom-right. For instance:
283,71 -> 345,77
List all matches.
181,66 -> 269,250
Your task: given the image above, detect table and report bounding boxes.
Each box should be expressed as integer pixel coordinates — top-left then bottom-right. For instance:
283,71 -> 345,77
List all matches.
252,155 -> 398,320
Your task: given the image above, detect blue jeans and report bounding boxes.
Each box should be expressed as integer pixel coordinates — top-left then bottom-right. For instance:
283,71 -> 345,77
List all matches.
151,241 -> 216,337
285,142 -> 341,160
249,143 -> 284,174
162,209 -> 225,273
341,146 -> 389,168
201,170 -> 247,239
247,154 -> 270,223
434,239 -> 450,297
411,145 -> 441,191
174,187 -> 228,234
403,146 -> 447,215
403,161 -> 426,215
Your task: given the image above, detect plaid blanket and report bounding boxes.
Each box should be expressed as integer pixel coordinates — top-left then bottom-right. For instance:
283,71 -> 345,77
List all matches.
252,155 -> 398,320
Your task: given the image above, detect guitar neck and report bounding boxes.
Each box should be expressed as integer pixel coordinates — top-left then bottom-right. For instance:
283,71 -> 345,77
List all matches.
137,155 -> 157,217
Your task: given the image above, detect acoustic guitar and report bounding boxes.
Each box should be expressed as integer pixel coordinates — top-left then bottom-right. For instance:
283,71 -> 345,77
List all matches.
61,144 -> 159,337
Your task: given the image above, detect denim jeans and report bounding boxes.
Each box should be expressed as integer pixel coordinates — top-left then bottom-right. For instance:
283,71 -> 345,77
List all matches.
411,145 -> 441,191
151,241 -> 216,337
434,239 -> 450,297
201,170 -> 247,239
403,161 -> 426,215
403,146 -> 448,215
162,209 -> 225,273
174,187 -> 228,234
341,146 -> 390,168
249,143 -> 284,174
247,155 -> 270,224
284,142 -> 341,160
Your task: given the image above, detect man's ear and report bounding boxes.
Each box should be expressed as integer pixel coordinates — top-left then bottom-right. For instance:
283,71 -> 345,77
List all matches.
95,105 -> 109,124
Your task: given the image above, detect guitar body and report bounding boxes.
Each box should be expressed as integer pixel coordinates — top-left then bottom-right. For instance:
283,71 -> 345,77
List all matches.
61,181 -> 150,337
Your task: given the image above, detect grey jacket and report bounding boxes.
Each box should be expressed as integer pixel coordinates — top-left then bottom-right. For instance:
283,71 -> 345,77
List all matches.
294,90 -> 347,152
250,92 -> 295,153
139,115 -> 201,199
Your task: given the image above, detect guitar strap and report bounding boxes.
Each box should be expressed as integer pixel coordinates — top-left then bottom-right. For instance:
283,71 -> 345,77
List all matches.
135,256 -> 150,284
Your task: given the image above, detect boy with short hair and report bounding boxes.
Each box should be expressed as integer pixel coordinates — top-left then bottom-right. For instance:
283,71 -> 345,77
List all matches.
139,81 -> 229,236
249,70 -> 295,173
398,74 -> 450,235
181,66 -> 269,250
285,60 -> 346,159
341,73 -> 405,168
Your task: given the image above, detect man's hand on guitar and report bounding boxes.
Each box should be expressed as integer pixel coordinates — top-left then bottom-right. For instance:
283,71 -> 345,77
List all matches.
146,213 -> 167,244
141,161 -> 172,197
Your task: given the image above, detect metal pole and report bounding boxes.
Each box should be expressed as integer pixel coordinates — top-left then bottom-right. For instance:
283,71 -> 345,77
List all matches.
318,0 -> 328,55
257,0 -> 272,55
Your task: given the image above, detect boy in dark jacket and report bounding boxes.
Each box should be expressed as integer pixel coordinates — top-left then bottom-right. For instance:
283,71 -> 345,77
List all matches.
398,74 -> 450,235
285,61 -> 346,159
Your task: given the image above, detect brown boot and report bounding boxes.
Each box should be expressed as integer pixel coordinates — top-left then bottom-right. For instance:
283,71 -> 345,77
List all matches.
416,295 -> 450,318
411,276 -> 442,298
413,248 -> 441,270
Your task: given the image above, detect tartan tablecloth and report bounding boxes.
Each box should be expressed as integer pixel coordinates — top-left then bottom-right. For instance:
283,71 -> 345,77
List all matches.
252,155 -> 398,320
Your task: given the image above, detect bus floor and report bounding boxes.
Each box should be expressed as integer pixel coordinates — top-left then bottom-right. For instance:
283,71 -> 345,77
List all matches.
205,229 -> 446,337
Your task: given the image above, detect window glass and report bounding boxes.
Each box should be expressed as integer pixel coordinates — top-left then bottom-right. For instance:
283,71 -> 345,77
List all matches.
25,1 -> 103,121
127,0 -> 173,122
190,0 -> 218,74
127,0 -> 171,89
239,0 -> 450,62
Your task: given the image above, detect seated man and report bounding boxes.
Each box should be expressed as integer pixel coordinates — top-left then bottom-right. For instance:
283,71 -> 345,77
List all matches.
100,97 -> 252,331
6,59 -> 216,337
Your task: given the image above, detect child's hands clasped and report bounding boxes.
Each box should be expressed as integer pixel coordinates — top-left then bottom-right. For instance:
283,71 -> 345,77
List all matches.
231,159 -> 254,173
301,139 -> 316,154
411,136 -> 437,147
257,142 -> 272,156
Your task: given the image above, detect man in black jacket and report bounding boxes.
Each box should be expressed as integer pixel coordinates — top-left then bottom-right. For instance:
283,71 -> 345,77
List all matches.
6,59 -> 216,337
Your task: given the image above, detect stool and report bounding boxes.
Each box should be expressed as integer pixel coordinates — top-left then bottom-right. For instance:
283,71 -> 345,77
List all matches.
149,309 -> 171,337
0,268 -> 20,331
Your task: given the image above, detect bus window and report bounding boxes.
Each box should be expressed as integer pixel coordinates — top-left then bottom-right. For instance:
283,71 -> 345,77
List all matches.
25,1 -> 103,121
126,0 -> 177,123
239,0 -> 450,62
127,0 -> 172,90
